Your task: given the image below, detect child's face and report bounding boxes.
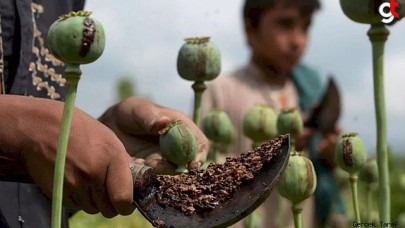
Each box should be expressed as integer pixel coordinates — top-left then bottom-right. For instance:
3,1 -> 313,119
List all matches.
246,3 -> 312,74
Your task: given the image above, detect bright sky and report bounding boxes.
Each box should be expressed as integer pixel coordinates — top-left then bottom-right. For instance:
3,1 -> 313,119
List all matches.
76,1 -> 405,154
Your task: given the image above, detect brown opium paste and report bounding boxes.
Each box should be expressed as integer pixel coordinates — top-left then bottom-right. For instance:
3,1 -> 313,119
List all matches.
153,135 -> 287,216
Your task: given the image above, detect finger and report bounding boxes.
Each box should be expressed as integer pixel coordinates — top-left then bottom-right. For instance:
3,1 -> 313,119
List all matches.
188,160 -> 201,170
328,133 -> 338,144
132,157 -> 146,165
90,178 -> 117,218
59,164 -> 99,214
63,186 -> 99,214
143,153 -> 177,174
115,132 -> 161,157
175,115 -> 209,167
317,139 -> 329,153
117,97 -> 171,135
301,127 -> 317,137
189,140 -> 209,170
127,115 -> 171,135
295,128 -> 316,150
105,155 -> 136,216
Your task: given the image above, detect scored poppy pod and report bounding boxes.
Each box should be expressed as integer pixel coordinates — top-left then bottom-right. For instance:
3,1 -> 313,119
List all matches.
277,151 -> 317,205
48,11 -> 105,64
159,120 -> 198,173
335,133 -> 367,175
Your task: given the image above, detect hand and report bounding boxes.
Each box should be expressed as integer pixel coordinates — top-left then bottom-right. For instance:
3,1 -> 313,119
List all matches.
0,95 -> 135,218
317,126 -> 341,168
295,128 -> 316,151
98,96 -> 209,174
295,126 -> 340,169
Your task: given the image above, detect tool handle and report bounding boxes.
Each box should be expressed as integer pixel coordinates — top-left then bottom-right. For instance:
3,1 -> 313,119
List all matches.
130,162 -> 153,193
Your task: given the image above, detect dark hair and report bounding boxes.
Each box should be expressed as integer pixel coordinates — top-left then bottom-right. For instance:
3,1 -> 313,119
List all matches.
243,0 -> 321,28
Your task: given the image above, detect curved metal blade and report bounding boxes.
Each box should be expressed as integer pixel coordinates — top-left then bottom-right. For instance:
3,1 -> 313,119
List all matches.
133,135 -> 290,228
304,77 -> 341,133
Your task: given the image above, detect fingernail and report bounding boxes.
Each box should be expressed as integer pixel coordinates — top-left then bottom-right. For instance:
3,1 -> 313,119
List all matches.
150,116 -> 170,133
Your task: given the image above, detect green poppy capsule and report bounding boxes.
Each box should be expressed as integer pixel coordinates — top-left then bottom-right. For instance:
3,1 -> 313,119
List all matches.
177,37 -> 221,82
159,120 -> 198,173
277,151 -> 317,204
339,0 -> 383,24
358,157 -> 378,187
276,108 -> 303,142
335,133 -> 367,174
47,11 -> 105,64
243,104 -> 278,144
202,109 -> 236,144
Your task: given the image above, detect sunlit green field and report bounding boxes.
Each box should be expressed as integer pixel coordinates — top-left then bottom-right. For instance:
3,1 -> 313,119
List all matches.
69,210 -> 153,228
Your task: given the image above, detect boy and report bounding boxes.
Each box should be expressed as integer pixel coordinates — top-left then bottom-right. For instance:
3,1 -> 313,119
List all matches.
202,0 -> 346,227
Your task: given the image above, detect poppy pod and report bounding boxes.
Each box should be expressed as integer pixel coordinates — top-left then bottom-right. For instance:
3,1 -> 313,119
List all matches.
159,120 -> 198,173
48,11 -> 105,64
335,133 -> 367,174
340,0 -> 386,24
202,109 -> 236,144
359,157 -> 378,186
243,104 -> 278,143
277,152 -> 317,204
177,37 -> 221,82
277,108 -> 303,142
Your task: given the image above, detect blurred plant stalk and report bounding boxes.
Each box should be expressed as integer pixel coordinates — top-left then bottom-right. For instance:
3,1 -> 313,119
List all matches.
359,157 -> 379,221
368,23 -> 390,222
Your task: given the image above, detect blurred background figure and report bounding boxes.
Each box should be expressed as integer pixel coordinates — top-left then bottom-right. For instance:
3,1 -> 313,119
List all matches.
201,0 -> 346,227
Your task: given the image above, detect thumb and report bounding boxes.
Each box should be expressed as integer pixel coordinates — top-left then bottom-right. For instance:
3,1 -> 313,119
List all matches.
116,97 -> 172,135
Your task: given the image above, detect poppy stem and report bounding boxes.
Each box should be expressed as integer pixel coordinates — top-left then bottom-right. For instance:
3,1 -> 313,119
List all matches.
349,174 -> 361,223
292,202 -> 303,228
192,81 -> 207,124
51,64 -> 81,228
367,23 -> 390,223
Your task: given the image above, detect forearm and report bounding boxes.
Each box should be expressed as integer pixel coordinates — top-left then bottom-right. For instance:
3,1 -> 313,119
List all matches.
0,95 -> 40,183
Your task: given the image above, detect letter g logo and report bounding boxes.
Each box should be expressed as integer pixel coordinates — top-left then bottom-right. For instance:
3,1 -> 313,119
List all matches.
379,2 -> 394,24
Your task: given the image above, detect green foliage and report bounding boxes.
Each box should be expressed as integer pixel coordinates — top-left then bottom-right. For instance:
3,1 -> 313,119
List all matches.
341,152 -> 405,225
69,210 -> 153,228
389,154 -> 405,222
